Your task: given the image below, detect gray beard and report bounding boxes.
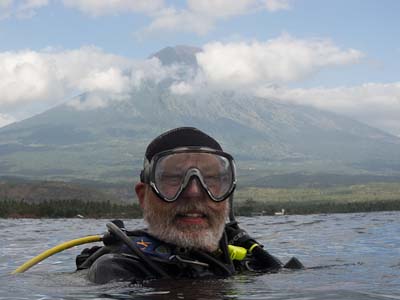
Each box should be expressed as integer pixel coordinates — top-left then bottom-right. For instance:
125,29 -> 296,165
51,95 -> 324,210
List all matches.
143,200 -> 228,252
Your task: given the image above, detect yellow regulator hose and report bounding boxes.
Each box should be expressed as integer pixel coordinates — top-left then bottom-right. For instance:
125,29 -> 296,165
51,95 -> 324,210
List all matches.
12,235 -> 102,274
12,234 -> 249,274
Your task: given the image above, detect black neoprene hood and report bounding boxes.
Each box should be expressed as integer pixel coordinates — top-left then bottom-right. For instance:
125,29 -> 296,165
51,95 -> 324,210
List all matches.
145,127 -> 223,161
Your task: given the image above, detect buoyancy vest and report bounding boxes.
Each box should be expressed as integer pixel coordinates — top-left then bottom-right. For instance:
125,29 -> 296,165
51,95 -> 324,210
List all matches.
76,229 -> 238,284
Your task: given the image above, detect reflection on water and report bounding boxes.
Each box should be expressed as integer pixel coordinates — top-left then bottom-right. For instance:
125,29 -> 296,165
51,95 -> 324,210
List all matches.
1,212 -> 400,300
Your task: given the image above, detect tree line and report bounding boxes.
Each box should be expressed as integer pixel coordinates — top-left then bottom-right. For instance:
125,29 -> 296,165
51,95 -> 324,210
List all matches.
2,197 -> 400,218
235,197 -> 400,216
0,199 -> 142,218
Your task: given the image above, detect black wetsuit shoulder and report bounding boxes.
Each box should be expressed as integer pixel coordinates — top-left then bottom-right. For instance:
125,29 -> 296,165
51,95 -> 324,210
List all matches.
88,253 -> 153,284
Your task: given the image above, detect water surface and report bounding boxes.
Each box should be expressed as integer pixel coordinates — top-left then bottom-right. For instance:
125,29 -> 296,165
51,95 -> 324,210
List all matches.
1,212 -> 399,299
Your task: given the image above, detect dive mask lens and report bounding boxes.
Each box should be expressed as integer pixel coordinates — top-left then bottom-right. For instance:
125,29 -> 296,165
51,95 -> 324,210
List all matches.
152,149 -> 235,202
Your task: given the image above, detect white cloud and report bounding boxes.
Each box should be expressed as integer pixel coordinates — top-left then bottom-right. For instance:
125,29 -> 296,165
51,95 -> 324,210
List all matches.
186,0 -> 291,17
78,68 -> 130,93
129,57 -> 176,87
141,0 -> 292,36
0,113 -> 16,128
256,82 -> 400,136
170,81 -> 194,95
264,0 -> 290,12
195,35 -> 363,89
62,0 -> 164,16
19,0 -> 48,11
0,50 -> 54,106
188,0 -> 261,18
166,36 -> 399,136
142,8 -> 215,36
61,0 -> 291,20
0,0 -> 12,8
144,0 -> 287,36
0,46 -> 181,114
1,0 -> 291,35
0,0 -> 48,19
0,47 -> 131,110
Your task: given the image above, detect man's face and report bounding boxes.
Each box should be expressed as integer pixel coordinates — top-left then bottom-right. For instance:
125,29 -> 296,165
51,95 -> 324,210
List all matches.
136,153 -> 230,252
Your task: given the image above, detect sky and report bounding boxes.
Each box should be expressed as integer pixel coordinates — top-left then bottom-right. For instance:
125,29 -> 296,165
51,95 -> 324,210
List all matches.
0,0 -> 400,136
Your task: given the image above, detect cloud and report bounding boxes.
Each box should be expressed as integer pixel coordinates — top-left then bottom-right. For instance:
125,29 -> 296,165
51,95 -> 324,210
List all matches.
0,0 -> 48,19
78,67 -> 130,93
61,0 -> 291,20
255,82 -> 400,136
264,0 -> 290,12
187,0 -> 290,15
141,8 -> 215,36
0,47 -> 130,109
165,36 -> 400,136
0,46 -> 179,113
0,113 -> 16,128
170,81 -> 194,95
2,1 -> 291,35
0,0 -> 15,19
195,35 -> 363,89
188,0 -> 262,18
139,0 -> 292,36
128,57 -> 182,87
0,50 -> 57,107
0,0 -> 12,8
62,0 -> 164,17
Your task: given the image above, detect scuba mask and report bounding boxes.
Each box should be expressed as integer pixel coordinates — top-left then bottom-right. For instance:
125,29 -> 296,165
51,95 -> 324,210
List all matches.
140,147 -> 236,202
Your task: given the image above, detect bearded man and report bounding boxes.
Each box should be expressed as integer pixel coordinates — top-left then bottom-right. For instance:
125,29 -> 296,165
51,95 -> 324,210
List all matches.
77,127 -> 298,284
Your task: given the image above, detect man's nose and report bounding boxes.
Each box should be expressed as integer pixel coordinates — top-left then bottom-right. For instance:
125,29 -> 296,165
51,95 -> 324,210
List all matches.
182,177 -> 203,197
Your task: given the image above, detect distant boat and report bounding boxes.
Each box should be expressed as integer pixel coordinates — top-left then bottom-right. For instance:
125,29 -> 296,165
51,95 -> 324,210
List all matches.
274,209 -> 285,216
75,214 -> 84,219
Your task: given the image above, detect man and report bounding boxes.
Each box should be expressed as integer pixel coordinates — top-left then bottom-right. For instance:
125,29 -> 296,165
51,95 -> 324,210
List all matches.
135,126 -> 234,254
76,127 -> 298,284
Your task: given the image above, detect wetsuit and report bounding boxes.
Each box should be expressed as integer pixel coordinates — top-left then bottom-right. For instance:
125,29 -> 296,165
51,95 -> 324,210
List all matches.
76,228 -> 284,284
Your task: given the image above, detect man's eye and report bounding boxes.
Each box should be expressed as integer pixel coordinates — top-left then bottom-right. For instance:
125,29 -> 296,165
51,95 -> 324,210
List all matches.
205,175 -> 220,184
162,174 -> 182,184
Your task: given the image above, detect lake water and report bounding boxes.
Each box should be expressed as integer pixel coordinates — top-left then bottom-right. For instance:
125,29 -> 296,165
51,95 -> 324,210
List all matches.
1,212 -> 399,300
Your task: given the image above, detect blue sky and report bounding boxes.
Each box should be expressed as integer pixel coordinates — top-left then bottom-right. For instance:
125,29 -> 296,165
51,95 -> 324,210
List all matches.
1,0 -> 399,136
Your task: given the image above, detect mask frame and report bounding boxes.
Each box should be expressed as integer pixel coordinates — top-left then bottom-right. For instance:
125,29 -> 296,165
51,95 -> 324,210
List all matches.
140,147 -> 236,202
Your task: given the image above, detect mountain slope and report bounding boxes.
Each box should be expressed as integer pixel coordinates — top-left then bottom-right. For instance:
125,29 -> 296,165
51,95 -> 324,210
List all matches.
1,46 -> 400,184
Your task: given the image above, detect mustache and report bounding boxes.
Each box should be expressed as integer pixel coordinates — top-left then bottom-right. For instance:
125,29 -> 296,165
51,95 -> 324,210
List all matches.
173,200 -> 212,217
172,201 -> 226,228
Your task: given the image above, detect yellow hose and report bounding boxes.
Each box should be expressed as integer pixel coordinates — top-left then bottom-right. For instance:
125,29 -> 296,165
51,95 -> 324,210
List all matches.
12,234 -> 249,274
12,235 -> 102,274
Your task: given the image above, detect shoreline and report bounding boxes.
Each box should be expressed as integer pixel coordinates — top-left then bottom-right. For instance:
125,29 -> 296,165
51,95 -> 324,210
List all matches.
2,181 -> 400,218
1,199 -> 399,218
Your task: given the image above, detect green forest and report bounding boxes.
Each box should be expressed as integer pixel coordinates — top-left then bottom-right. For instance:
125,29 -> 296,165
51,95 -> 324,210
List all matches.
234,182 -> 400,215
0,199 -> 142,218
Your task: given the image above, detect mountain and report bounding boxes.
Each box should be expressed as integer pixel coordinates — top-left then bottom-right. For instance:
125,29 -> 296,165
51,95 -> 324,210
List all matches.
1,46 -> 400,187
150,45 -> 201,66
